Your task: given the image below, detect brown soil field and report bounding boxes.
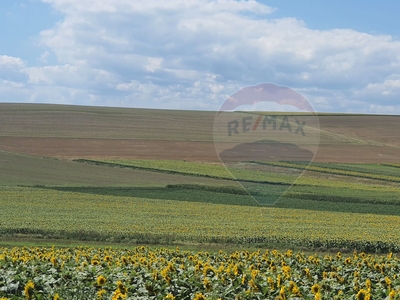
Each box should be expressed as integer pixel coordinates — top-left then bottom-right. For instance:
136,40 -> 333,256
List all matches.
0,103 -> 399,163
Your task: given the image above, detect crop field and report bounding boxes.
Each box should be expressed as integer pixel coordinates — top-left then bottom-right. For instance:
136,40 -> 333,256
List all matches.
1,104 -> 400,163
1,104 -> 400,298
76,159 -> 300,184
1,186 -> 400,253
0,151 -> 236,188
75,158 -> 400,207
383,164 -> 400,169
1,246 -> 400,299
76,158 -> 400,190
253,161 -> 400,183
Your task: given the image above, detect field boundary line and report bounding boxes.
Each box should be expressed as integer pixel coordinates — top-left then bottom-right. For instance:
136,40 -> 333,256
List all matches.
74,159 -> 292,186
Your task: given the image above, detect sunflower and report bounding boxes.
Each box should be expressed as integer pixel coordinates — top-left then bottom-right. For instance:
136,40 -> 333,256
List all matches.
50,256 -> 58,266
279,286 -> 286,300
389,290 -> 397,300
97,289 -> 107,299
356,289 -> 370,300
241,274 -> 246,285
277,274 -> 282,287
385,276 -> 392,287
203,277 -> 212,291
282,265 -> 291,274
92,259 -> 100,266
292,286 -> 301,297
249,279 -> 259,292
365,278 -> 371,290
311,284 -> 320,295
117,281 -> 127,295
193,293 -> 206,300
267,277 -> 275,290
97,275 -> 107,286
24,281 -> 35,300
111,290 -> 127,300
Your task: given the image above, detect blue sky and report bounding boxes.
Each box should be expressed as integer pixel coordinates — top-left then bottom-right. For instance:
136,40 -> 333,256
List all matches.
1,0 -> 399,113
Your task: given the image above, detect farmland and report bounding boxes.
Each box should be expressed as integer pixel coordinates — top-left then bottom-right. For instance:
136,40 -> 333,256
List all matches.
1,103 -> 400,298
1,185 -> 400,252
1,246 -> 400,299
75,158 -> 400,208
1,103 -> 400,246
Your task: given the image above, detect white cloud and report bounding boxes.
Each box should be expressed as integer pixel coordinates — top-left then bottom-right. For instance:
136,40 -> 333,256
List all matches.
0,55 -> 29,85
1,80 -> 25,88
145,57 -> 163,73
0,55 -> 25,68
1,0 -> 400,113
38,51 -> 50,63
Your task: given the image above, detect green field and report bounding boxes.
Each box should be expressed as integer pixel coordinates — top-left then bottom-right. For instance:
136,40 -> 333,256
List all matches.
1,104 -> 400,299
1,154 -> 400,251
1,105 -> 400,251
0,151 -> 235,188
1,186 -> 400,253
76,158 -> 400,208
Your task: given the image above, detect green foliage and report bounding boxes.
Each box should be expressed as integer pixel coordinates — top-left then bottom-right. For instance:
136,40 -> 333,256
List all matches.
43,185 -> 259,206
1,246 -> 400,299
254,161 -> 400,183
76,159 -> 297,184
0,152 -> 233,187
1,186 -> 400,252
165,184 -> 250,195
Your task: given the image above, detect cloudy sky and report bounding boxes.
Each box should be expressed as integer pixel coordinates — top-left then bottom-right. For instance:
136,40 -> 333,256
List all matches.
1,0 -> 399,113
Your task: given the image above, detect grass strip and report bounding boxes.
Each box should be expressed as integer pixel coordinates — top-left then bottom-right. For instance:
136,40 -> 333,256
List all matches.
253,161 -> 400,183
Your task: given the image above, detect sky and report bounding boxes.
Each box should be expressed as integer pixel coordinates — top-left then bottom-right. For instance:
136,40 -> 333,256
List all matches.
0,0 -> 399,113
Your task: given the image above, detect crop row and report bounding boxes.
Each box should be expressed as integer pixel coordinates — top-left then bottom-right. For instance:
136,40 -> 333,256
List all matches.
77,159 -> 400,194
75,159 -> 298,185
1,246 -> 400,299
382,164 -> 400,169
253,161 -> 400,183
1,186 -> 400,252
290,162 -> 400,177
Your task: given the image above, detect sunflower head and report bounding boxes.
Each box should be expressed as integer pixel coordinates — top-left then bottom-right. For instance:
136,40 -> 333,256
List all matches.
311,284 -> 320,295
24,280 -> 35,300
97,275 -> 106,286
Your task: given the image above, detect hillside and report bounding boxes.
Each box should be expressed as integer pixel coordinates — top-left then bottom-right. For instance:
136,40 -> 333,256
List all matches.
0,103 -> 400,253
0,103 -> 399,163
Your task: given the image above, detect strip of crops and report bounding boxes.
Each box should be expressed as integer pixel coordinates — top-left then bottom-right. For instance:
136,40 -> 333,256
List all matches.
76,159 -> 400,193
43,185 -> 260,206
37,184 -> 400,215
75,159 -> 298,185
293,176 -> 400,193
288,161 -> 400,177
1,186 -> 400,253
382,163 -> 400,169
285,191 -> 400,206
1,246 -> 399,299
275,197 -> 400,216
254,161 -> 400,183
286,185 -> 400,206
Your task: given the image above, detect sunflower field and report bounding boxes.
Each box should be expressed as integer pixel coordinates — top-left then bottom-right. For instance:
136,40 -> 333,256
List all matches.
1,246 -> 400,299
